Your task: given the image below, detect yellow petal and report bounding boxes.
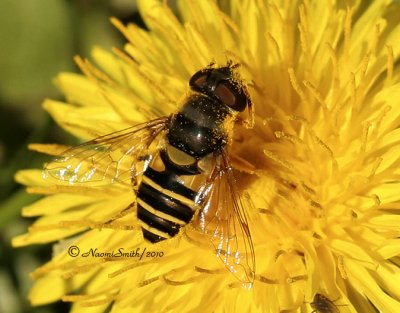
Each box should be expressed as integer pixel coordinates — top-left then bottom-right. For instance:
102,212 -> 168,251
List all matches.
346,259 -> 400,313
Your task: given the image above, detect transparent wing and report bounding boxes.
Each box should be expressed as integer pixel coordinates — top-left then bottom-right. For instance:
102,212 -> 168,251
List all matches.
43,117 -> 168,186
193,153 -> 255,286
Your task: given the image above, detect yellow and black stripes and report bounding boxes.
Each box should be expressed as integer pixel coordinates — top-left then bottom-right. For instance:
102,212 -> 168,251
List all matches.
137,165 -> 197,243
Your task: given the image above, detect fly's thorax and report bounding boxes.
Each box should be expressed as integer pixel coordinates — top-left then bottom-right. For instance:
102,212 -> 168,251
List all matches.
160,144 -> 200,175
158,143 -> 215,177
165,144 -> 196,167
179,94 -> 233,127
167,94 -> 238,158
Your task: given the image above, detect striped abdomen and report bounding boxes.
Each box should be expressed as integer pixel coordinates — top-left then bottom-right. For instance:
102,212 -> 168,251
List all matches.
136,161 -> 199,243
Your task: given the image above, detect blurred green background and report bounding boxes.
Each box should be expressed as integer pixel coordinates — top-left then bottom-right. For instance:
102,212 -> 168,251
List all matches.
0,1 -> 143,312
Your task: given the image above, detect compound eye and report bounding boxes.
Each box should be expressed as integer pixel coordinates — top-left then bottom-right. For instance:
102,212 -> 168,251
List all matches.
193,74 -> 207,88
190,71 -> 209,91
214,82 -> 236,107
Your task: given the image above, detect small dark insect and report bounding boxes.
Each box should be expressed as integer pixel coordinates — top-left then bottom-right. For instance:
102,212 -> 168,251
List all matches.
310,293 -> 340,313
44,62 -> 255,286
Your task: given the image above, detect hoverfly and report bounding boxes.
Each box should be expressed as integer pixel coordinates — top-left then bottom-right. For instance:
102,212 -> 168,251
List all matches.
44,63 -> 255,285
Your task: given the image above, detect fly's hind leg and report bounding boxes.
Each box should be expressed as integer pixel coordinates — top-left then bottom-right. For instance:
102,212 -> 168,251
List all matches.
103,153 -> 152,230
103,202 -> 137,230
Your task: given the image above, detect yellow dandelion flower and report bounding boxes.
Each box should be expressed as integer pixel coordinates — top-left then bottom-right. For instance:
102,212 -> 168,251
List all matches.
13,0 -> 400,312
